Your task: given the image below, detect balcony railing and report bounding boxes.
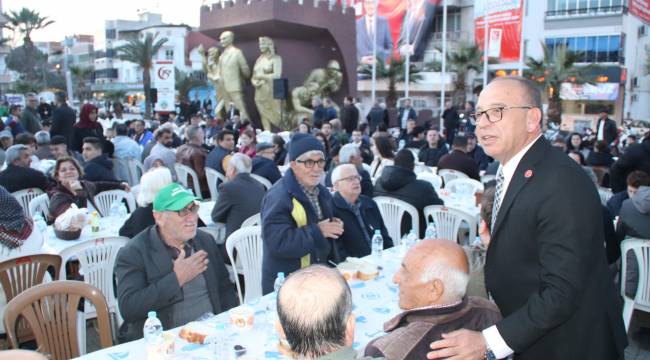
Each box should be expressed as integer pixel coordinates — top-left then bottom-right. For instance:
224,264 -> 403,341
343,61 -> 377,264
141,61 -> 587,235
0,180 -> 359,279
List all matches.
546,5 -> 626,18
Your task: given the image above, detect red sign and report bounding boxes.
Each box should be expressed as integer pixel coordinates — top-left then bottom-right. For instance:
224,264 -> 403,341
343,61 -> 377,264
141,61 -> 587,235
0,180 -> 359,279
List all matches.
474,0 -> 523,63
630,0 -> 650,24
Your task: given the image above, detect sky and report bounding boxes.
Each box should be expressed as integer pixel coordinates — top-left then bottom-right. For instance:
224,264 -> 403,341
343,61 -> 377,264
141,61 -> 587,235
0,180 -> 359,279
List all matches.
3,0 -> 207,48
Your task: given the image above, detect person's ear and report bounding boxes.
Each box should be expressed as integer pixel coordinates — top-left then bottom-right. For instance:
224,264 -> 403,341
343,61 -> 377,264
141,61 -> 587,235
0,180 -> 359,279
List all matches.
526,108 -> 542,133
428,279 -> 444,304
344,314 -> 356,347
275,318 -> 286,340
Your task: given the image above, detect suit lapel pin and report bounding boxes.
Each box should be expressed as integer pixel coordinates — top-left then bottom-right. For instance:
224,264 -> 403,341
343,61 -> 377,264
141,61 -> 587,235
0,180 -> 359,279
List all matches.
524,169 -> 533,178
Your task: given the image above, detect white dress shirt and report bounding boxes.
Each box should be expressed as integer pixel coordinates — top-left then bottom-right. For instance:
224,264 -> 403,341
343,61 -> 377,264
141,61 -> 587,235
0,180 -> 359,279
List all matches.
482,134 -> 541,358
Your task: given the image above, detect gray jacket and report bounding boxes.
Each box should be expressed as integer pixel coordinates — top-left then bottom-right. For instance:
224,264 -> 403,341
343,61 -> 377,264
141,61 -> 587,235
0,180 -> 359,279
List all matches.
619,186 -> 650,238
316,347 -> 383,360
20,106 -> 42,134
211,173 -> 266,237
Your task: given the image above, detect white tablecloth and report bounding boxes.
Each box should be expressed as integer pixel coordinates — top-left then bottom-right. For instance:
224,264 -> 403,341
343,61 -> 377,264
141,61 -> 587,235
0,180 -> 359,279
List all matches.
438,191 -> 480,220
42,216 -> 126,255
76,248 -> 406,359
198,201 -> 215,226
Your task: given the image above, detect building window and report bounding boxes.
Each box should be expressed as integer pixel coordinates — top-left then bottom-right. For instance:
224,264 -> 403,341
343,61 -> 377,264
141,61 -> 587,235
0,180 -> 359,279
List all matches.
165,49 -> 174,60
547,0 -> 625,16
106,29 -> 116,40
545,35 -> 621,63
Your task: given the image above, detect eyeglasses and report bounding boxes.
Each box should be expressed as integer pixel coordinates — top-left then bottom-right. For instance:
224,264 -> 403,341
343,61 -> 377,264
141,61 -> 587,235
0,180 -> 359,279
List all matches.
296,159 -> 327,168
174,203 -> 200,217
469,105 -> 535,125
338,175 -> 362,183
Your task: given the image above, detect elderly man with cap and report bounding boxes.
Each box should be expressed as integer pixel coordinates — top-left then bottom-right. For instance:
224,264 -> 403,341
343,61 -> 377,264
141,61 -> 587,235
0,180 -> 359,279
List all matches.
252,142 -> 282,184
260,133 -> 344,294
114,183 -> 238,342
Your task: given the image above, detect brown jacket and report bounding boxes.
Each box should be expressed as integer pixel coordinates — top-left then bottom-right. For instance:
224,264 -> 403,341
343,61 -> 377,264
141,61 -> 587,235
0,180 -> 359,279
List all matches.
176,143 -> 209,198
364,297 -> 501,360
48,180 -> 125,221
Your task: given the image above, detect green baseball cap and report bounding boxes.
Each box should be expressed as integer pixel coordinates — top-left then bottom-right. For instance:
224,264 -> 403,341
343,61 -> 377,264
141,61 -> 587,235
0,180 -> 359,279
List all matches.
153,183 -> 199,212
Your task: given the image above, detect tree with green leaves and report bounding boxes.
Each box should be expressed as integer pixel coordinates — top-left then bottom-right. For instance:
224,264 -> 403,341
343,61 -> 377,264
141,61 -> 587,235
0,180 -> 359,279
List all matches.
175,68 -> 206,102
446,43 -> 483,105
117,33 -> 168,118
527,42 -> 596,124
3,8 -> 54,83
70,66 -> 93,101
358,56 -> 422,107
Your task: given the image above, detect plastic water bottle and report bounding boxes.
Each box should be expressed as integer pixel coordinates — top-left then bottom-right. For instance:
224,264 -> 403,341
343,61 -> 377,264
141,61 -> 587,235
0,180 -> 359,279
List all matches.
109,202 -> 120,218
206,323 -> 232,359
118,203 -> 128,218
33,213 -> 47,233
90,211 -> 100,233
144,311 -> 163,358
398,139 -> 406,150
425,222 -> 437,239
274,272 -> 286,295
406,229 -> 418,247
371,230 -> 383,259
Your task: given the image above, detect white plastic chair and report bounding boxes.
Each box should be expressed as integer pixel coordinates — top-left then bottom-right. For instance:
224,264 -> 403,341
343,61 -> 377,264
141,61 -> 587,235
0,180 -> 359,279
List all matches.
241,213 -> 261,228
205,167 -> 226,201
11,188 -> 45,216
480,174 -> 496,184
361,162 -> 372,175
126,157 -> 145,186
278,165 -> 289,176
250,174 -> 272,190
373,196 -> 420,243
225,226 -> 264,304
446,178 -> 484,196
438,169 -> 469,186
621,238 -> 650,332
58,236 -> 129,353
424,205 -> 477,245
28,193 -> 50,220
417,172 -> 443,192
93,190 -> 135,217
598,187 -> 613,206
175,163 -> 203,200
414,162 -> 433,174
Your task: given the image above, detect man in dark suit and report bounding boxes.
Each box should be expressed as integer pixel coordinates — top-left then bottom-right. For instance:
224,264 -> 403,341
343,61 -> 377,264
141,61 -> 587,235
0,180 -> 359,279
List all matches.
595,111 -> 617,146
49,92 -> 76,148
225,102 -> 240,122
398,98 -> 417,130
212,153 -> 266,238
442,100 -> 460,145
356,0 -> 393,64
428,77 -> 627,360
340,96 -> 359,134
252,142 -> 282,184
437,136 -> 480,180
115,183 -> 238,342
366,101 -> 388,133
325,143 -> 373,197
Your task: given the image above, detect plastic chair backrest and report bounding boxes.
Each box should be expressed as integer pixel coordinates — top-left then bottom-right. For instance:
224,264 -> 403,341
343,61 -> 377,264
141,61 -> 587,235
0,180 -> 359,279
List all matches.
598,187 -> 613,206
205,167 -> 226,201
373,196 -> 420,242
28,194 -> 50,220
93,190 -> 135,217
175,163 -> 203,200
126,157 -> 145,186
3,281 -> 113,359
416,172 -> 443,192
423,205 -> 477,244
241,213 -> 261,228
438,169 -> 469,187
250,174 -> 272,190
621,238 -> 650,308
12,188 -> 45,217
225,226 -> 264,304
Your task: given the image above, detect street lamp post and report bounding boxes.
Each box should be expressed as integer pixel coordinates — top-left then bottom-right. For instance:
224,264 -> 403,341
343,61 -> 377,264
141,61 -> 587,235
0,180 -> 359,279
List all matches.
63,37 -> 74,102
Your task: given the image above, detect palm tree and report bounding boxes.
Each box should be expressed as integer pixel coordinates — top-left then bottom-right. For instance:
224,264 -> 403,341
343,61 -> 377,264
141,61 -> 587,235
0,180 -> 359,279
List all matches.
175,68 -> 206,102
358,56 -> 422,107
70,66 -> 93,101
3,8 -> 54,46
527,42 -> 596,124
117,33 -> 168,118
446,43 -> 482,104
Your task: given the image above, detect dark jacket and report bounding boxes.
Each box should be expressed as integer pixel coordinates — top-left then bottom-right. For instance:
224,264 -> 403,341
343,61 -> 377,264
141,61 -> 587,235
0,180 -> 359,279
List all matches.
274,148 -> 288,166
0,164 -> 52,193
596,117 -> 617,145
617,187 -> 650,240
437,150 -> 480,181
260,169 -> 336,294
418,142 -> 449,167
47,180 -> 125,220
20,106 -> 42,134
206,145 -> 231,175
313,105 -> 328,129
252,156 -> 282,184
609,138 -> 650,192
373,166 -> 443,236
71,126 -> 105,153
325,166 -> 373,198
341,104 -> 359,134
485,137 -> 627,359
176,143 -> 209,198
398,107 -> 417,128
367,106 -> 388,133
114,225 -> 238,341
83,154 -> 118,182
606,191 -> 627,217
586,151 -> 614,167
119,204 -> 155,239
365,297 -> 502,360
50,104 -> 76,148
467,145 -> 492,171
332,193 -> 391,259
442,108 -> 460,143
211,173 -> 266,237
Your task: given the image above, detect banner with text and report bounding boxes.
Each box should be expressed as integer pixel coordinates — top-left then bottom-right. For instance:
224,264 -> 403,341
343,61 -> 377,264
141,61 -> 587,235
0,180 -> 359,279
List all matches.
153,60 -> 175,112
629,0 -> 650,25
474,0 -> 523,63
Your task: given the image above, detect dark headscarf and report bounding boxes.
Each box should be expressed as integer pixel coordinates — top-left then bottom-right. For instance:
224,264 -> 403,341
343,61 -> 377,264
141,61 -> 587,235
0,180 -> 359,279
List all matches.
0,186 -> 33,249
75,103 -> 101,129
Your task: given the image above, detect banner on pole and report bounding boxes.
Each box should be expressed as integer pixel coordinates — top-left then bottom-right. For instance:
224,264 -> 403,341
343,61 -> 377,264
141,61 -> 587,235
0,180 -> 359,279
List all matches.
153,60 -> 175,112
629,0 -> 650,25
474,0 -> 523,62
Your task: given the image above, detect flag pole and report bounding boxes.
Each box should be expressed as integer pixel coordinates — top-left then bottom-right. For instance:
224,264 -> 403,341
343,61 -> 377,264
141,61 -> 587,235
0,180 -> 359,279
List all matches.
482,4 -> 489,88
439,0 -> 447,131
517,0 -> 526,76
371,0 -> 378,104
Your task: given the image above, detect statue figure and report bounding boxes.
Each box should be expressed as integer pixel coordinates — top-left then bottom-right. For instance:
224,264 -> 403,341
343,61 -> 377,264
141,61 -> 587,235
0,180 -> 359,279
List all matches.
198,45 -> 224,113
290,59 -> 344,123
290,82 -> 320,124
202,31 -> 251,121
251,37 -> 283,131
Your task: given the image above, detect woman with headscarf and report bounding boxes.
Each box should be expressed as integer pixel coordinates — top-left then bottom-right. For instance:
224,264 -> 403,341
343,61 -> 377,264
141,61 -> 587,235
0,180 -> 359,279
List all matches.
0,185 -> 43,261
70,103 -> 105,153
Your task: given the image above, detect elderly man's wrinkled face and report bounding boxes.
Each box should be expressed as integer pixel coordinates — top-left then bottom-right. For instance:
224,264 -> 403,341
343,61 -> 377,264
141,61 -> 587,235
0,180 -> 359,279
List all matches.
291,152 -> 326,188
393,249 -> 432,310
334,165 -> 362,202
14,150 -> 32,168
156,202 -> 199,241
50,144 -> 67,159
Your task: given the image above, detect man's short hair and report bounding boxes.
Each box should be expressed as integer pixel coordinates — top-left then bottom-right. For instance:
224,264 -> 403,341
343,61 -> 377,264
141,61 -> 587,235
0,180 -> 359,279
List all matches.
228,153 -> 252,174
394,149 -> 415,171
412,126 -> 425,137
186,125 -> 202,142
114,123 -> 128,136
55,91 -> 67,103
34,131 -> 50,145
278,265 -> 352,358
51,135 -> 67,146
15,133 -> 36,145
82,137 -> 103,151
490,76 -> 543,119
216,129 -> 235,142
9,104 -> 21,114
338,143 -> 361,164
5,144 -> 28,164
135,119 -> 146,127
331,163 -> 357,184
594,140 -> 608,153
452,135 -> 468,149
156,128 -> 173,140
627,170 -> 650,188
420,259 -> 470,303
